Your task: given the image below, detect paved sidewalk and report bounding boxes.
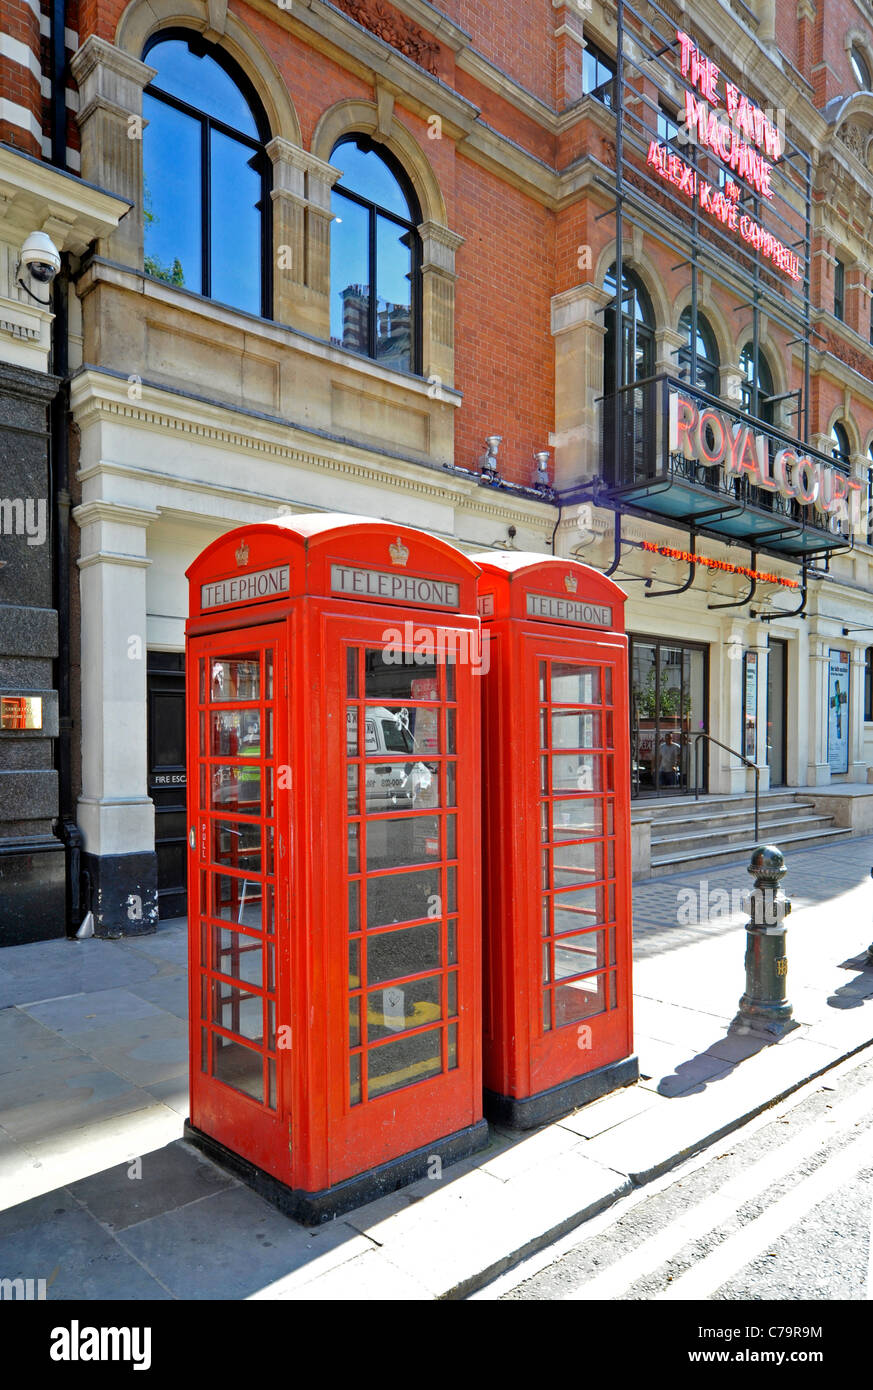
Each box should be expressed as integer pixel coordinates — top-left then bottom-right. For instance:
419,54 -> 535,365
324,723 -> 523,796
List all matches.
1,836 -> 873,1299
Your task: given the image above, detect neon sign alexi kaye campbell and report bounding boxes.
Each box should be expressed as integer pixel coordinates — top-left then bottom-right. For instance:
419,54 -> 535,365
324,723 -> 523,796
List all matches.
645,31 -> 802,283
669,391 -> 862,527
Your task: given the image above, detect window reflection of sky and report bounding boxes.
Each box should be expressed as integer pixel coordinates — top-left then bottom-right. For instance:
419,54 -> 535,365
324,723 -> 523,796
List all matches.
147,39 -> 258,136
210,129 -> 261,313
329,143 -> 415,370
143,93 -> 202,292
143,38 -> 263,315
332,143 -> 412,218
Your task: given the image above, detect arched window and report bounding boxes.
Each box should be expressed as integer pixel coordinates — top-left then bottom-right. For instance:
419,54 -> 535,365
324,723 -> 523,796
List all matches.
850,44 -> 871,89
739,342 -> 775,424
603,263 -> 655,394
582,41 -> 616,108
329,136 -> 421,375
142,33 -> 271,317
831,421 -> 851,466
678,308 -> 720,395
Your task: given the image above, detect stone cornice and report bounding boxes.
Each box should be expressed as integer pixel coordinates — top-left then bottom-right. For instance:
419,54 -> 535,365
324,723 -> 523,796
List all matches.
70,368 -> 556,532
455,48 -> 558,128
246,0 -> 565,205
250,0 -> 480,136
457,123 -> 560,205
0,143 -> 130,255
371,0 -> 471,53
76,550 -> 153,570
809,315 -> 873,403
73,500 -> 161,528
418,220 -> 464,250
265,137 -> 342,187
70,34 -> 156,89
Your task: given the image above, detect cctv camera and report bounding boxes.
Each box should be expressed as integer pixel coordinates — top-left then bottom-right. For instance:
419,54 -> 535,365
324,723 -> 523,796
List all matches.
20,231 -> 61,284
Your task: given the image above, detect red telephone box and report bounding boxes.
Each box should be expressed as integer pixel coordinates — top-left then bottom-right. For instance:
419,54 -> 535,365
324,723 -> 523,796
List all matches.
477,554 -> 638,1128
184,515 -> 487,1221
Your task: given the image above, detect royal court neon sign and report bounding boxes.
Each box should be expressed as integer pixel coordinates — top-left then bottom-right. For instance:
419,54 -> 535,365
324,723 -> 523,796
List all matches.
669,391 -> 862,527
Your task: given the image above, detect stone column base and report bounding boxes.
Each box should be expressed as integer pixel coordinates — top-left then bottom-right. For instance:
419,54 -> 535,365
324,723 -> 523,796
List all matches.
81,848 -> 158,937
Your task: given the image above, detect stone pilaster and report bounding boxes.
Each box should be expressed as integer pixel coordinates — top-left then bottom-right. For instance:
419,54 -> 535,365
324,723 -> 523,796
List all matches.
73,498 -> 159,935
711,619 -> 754,794
419,221 -> 463,389
848,640 -> 868,781
654,327 -> 685,379
721,363 -> 745,411
807,636 -> 832,785
552,0 -> 586,109
267,138 -> 341,336
848,452 -> 868,544
71,37 -> 157,269
551,283 -> 610,490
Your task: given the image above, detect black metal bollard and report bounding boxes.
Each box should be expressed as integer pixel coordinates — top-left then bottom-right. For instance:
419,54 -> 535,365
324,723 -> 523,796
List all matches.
868,869 -> 873,964
730,845 -> 799,1039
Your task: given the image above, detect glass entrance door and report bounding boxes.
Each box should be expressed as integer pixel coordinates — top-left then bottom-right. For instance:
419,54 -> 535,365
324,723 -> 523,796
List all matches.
187,623 -> 289,1181
630,637 -> 707,797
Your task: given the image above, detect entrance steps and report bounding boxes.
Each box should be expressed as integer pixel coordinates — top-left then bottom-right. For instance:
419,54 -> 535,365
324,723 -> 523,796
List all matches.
633,789 -> 853,878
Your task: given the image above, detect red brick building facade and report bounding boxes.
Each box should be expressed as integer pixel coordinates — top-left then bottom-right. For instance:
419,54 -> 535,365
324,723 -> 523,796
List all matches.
4,0 -> 873,931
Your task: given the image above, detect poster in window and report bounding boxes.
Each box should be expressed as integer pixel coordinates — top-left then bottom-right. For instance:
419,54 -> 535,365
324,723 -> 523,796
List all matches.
827,650 -> 850,774
743,652 -> 757,761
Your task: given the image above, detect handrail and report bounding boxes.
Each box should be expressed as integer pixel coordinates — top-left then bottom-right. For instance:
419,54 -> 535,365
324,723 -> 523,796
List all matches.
691,731 -> 760,842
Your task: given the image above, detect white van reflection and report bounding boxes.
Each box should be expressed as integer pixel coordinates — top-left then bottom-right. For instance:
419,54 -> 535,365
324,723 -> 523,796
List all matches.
347,706 -> 436,810
212,717 -> 261,811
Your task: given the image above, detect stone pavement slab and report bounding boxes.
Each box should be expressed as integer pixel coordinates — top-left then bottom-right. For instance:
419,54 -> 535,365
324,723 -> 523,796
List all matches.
127,971 -> 189,1020
68,1145 -> 234,1232
1,838 -> 873,1299
0,1192 -> 171,1301
265,1247 -> 433,1300
20,988 -> 168,1037
344,1153 -> 630,1299
557,1083 -> 666,1138
117,1180 -> 370,1300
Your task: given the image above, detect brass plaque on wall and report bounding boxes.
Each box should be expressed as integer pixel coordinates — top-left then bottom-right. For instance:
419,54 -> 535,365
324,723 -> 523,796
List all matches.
1,696 -> 43,730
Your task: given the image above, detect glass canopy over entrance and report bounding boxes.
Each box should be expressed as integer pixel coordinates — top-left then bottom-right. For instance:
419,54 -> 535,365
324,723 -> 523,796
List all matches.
587,376 -> 855,563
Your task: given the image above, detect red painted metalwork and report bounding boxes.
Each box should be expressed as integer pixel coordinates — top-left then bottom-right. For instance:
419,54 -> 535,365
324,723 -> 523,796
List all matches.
477,554 -> 634,1116
186,515 -> 483,1199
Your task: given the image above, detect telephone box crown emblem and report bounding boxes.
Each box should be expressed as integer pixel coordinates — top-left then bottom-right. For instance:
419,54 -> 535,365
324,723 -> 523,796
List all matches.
235,540 -> 249,567
564,572 -> 578,594
389,536 -> 409,567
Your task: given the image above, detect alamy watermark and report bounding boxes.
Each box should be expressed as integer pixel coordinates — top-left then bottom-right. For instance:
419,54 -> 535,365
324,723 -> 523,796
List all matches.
1,1275 -> 47,1300
380,622 -> 491,676
0,497 -> 46,546
677,879 -> 788,929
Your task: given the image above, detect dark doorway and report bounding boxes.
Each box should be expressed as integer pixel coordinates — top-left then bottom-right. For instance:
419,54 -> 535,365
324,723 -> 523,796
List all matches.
630,636 -> 708,797
767,638 -> 788,787
147,651 -> 187,919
